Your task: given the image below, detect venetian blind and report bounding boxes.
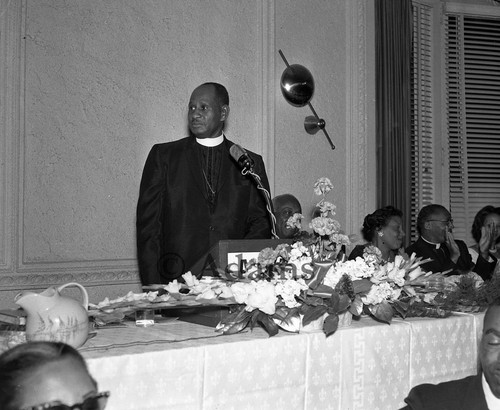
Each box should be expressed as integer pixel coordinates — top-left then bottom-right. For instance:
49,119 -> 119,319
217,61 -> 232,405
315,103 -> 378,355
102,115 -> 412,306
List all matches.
445,13 -> 500,245
410,2 -> 434,242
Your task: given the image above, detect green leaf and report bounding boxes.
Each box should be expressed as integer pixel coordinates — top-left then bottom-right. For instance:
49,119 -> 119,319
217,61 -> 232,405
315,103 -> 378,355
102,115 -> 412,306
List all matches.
392,299 -> 409,319
367,301 -> 394,324
257,312 -> 280,337
273,306 -> 292,321
323,313 -> 339,337
215,307 -> 253,334
327,293 -> 351,315
338,294 -> 351,313
303,295 -> 325,307
273,308 -> 301,333
249,309 -> 262,330
219,305 -> 247,324
283,307 -> 300,321
349,296 -> 364,316
219,318 -> 252,334
302,305 -> 327,326
329,292 -> 340,312
352,279 -> 373,295
311,284 -> 335,297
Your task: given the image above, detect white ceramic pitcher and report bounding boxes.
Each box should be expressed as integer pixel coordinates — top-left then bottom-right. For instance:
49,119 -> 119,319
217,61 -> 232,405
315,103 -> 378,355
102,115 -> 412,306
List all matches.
15,282 -> 89,348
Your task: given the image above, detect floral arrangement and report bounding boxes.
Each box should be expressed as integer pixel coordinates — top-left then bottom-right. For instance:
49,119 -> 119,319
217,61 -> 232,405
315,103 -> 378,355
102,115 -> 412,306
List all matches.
321,245 -> 439,323
215,177 -> 436,337
215,241 -> 351,337
215,240 -> 437,337
286,177 -> 352,261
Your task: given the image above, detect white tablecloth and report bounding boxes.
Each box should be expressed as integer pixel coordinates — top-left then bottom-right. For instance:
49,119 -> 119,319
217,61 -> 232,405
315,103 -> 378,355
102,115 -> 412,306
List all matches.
81,312 -> 484,410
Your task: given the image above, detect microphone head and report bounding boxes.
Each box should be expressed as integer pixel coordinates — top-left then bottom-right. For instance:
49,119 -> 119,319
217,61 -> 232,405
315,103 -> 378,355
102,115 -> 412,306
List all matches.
229,144 -> 245,161
230,144 -> 254,170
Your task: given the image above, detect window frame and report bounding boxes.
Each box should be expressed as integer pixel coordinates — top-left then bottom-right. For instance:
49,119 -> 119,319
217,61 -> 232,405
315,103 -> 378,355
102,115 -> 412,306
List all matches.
410,0 -> 500,244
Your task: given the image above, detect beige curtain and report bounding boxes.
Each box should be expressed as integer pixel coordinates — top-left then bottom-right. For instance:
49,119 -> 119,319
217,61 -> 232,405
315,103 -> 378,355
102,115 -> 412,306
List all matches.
375,0 -> 413,246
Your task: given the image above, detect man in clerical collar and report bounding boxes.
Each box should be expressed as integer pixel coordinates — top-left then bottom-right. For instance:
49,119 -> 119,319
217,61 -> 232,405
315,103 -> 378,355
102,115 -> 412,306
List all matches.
402,301 -> 500,410
136,82 -> 272,284
406,204 -> 473,275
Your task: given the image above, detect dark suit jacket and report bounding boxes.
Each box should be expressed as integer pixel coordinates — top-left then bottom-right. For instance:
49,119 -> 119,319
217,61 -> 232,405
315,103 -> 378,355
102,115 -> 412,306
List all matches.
136,136 -> 272,284
406,237 -> 493,278
401,374 -> 488,410
406,237 -> 473,275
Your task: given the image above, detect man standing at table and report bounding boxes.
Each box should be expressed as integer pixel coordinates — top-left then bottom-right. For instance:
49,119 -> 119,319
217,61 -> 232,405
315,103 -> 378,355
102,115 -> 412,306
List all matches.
136,82 -> 272,284
406,204 -> 477,275
402,301 -> 500,409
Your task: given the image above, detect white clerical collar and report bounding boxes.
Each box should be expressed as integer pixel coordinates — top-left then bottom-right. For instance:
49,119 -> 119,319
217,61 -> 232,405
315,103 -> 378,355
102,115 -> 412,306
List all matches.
422,236 -> 441,249
482,373 -> 500,409
196,134 -> 224,147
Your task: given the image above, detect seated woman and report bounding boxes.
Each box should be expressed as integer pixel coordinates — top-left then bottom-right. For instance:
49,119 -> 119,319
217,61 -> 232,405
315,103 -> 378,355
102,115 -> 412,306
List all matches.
348,206 -> 406,263
469,205 -> 500,280
0,341 -> 109,410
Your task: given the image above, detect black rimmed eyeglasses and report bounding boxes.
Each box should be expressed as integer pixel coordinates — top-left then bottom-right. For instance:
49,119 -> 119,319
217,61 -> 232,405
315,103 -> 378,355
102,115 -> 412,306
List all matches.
21,391 -> 110,410
427,219 -> 454,226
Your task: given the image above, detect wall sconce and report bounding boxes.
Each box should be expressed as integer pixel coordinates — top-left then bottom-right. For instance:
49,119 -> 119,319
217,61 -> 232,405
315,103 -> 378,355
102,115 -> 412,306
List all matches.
278,49 -> 335,150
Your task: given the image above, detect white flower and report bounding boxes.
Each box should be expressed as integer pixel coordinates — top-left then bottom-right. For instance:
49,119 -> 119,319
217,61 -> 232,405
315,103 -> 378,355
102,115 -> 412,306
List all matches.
322,264 -> 344,289
286,213 -> 304,230
386,264 -> 406,287
317,201 -> 337,217
275,279 -> 308,308
195,287 -> 217,300
309,217 -> 340,236
230,282 -> 254,304
370,264 -> 388,284
165,280 -> 181,294
182,271 -> 199,287
363,245 -> 383,267
245,280 -> 278,315
216,285 -> 234,299
393,255 -> 406,268
391,287 -> 402,300
408,266 -> 425,281
329,233 -> 351,246
361,282 -> 399,305
313,177 -> 334,196
289,242 -> 311,262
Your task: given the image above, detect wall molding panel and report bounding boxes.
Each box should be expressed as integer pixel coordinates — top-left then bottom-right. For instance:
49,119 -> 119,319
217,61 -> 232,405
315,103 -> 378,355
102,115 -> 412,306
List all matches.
0,1 -> 141,307
0,0 -> 374,308
0,0 -> 22,272
346,0 -> 376,238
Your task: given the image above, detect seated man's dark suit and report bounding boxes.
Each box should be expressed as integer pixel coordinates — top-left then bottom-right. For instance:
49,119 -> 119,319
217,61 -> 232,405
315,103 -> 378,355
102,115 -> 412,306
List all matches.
406,237 -> 473,275
136,136 -> 272,284
406,237 -> 493,278
401,373 -> 488,410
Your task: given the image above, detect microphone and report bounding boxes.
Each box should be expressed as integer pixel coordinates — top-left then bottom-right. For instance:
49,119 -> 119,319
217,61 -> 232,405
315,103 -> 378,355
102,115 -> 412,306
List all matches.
229,144 -> 255,171
229,143 -> 278,239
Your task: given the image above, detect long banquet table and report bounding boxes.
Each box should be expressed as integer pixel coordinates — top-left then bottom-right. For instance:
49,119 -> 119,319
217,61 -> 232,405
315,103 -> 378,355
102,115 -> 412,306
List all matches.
80,312 -> 485,410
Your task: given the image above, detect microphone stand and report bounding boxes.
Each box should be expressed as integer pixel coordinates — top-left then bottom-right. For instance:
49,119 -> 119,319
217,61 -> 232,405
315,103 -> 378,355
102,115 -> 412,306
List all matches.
240,167 -> 279,239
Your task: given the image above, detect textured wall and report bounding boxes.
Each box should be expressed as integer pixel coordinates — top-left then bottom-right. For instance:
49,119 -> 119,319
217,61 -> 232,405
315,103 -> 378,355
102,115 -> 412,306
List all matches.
23,0 -> 265,262
274,0 -> 348,225
0,0 -> 375,307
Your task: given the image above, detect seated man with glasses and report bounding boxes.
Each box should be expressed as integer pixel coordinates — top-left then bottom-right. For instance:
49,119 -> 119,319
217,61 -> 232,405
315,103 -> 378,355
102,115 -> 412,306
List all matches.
0,341 -> 109,410
406,204 -> 481,276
